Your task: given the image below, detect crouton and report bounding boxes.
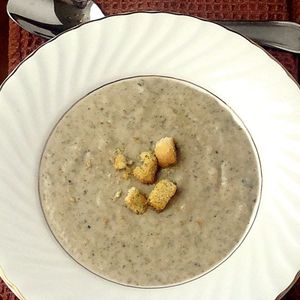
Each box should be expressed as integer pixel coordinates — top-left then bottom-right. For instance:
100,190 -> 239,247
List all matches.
148,179 -> 177,211
114,153 -> 127,170
124,187 -> 148,214
133,151 -> 158,184
154,137 -> 177,168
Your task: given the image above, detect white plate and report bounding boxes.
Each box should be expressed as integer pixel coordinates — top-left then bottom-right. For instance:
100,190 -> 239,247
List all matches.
0,12 -> 300,300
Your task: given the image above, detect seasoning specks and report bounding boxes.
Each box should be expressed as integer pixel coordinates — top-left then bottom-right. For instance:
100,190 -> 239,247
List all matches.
39,76 -> 260,287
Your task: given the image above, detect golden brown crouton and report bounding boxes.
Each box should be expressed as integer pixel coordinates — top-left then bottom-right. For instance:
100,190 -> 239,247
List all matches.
124,187 -> 148,214
154,137 -> 177,168
114,153 -> 127,170
133,151 -> 158,184
148,179 -> 177,211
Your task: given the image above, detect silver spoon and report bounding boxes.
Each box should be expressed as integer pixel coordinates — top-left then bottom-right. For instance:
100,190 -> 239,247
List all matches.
7,0 -> 300,54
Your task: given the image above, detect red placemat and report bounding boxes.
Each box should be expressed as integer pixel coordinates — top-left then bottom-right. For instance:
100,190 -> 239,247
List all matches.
2,1 -> 300,299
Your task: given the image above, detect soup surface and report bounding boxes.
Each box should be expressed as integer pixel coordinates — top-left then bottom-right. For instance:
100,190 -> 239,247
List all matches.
39,76 -> 260,286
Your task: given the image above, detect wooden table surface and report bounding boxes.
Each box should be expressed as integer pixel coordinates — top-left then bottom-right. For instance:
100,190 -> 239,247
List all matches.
0,1 -> 299,299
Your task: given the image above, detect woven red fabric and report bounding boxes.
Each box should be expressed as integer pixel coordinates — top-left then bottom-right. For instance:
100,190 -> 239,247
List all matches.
0,279 -> 18,300
290,0 -> 300,23
3,0 -> 300,299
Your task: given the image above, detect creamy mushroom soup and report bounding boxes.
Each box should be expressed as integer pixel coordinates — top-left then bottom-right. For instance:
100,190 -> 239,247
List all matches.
39,76 -> 260,286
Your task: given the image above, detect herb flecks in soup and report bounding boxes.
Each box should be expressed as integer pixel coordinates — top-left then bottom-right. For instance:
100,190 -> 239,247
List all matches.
39,76 -> 260,287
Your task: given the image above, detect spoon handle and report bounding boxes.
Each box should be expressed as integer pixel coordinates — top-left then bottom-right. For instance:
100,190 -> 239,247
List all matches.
215,20 -> 300,54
